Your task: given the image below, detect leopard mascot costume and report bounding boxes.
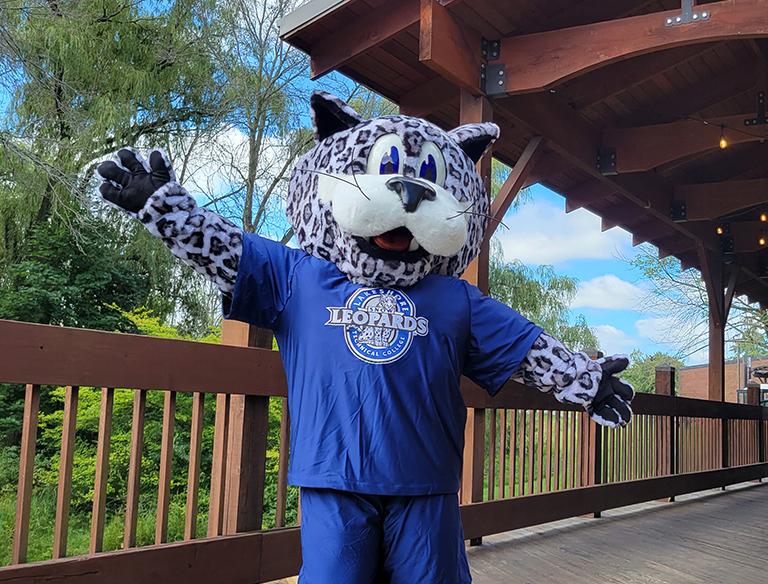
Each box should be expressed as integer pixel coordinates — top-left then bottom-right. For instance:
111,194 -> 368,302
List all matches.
97,91 -> 633,584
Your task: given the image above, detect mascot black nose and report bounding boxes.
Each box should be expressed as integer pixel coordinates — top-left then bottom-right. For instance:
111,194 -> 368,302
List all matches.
386,177 -> 436,213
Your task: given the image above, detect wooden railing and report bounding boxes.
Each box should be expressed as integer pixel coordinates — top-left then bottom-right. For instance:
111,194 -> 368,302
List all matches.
0,319 -> 766,583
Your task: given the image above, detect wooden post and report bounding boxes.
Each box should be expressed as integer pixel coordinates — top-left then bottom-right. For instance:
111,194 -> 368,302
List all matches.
697,245 -> 725,402
655,364 -> 676,500
746,381 -> 763,474
222,320 -> 272,534
459,89 -> 492,547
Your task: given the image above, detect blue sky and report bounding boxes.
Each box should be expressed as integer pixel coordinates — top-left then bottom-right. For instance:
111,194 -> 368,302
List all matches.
496,184 -> 698,363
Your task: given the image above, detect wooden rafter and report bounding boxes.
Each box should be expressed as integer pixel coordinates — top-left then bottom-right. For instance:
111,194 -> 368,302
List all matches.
619,60 -> 757,127
309,0 -> 419,79
563,44 -> 717,111
528,0 -> 656,34
497,0 -> 768,95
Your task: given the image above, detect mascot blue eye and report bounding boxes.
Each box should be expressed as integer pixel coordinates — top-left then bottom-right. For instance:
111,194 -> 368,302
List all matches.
419,154 -> 437,183
379,146 -> 399,174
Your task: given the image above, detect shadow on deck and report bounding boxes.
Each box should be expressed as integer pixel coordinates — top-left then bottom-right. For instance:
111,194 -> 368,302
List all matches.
468,481 -> 768,584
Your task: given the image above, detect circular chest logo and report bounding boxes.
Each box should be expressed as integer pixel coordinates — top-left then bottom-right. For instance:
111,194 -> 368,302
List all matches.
325,288 -> 429,364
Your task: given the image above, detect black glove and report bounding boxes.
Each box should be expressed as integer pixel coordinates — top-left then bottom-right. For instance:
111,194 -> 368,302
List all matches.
589,355 -> 634,428
97,148 -> 176,214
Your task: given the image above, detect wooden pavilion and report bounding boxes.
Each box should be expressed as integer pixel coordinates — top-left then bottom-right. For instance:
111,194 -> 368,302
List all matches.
281,0 -> 768,404
2,1 -> 768,582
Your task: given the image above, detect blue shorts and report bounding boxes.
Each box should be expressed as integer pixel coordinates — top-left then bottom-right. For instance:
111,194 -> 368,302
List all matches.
298,488 -> 471,584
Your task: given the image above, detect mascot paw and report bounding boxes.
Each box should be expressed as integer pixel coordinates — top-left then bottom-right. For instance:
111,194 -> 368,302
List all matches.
588,355 -> 634,428
96,148 -> 176,214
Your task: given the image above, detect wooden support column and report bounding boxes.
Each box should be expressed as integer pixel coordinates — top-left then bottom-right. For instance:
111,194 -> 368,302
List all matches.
697,245 -> 726,402
220,319 -> 272,534
459,90 -> 492,547
655,364 -> 676,500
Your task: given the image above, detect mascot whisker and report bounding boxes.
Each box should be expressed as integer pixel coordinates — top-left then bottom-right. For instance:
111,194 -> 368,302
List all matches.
97,91 -> 634,584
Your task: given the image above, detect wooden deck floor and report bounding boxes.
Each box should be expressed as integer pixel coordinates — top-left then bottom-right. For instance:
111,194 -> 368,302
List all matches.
467,481 -> 768,584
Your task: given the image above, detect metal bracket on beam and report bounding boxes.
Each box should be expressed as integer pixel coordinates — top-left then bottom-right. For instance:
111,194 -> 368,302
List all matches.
481,62 -> 507,97
720,235 -> 735,254
481,38 -> 500,61
664,0 -> 711,27
744,92 -> 766,126
597,147 -> 617,176
670,200 -> 687,222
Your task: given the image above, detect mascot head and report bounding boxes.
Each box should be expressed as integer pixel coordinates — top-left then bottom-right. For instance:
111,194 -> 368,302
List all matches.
286,91 -> 499,288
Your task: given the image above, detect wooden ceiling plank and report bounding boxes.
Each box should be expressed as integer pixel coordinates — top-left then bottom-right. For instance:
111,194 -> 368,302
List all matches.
498,0 -> 768,95
309,0 -> 419,79
564,180 -> 615,212
528,0 -> 656,33
399,77 -> 459,118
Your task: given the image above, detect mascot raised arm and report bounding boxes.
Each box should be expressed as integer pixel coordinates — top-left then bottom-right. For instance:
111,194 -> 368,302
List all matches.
97,91 -> 633,584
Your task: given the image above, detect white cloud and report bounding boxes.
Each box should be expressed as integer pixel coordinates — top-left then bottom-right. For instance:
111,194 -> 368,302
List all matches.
495,198 -> 632,265
592,325 -> 638,355
572,275 -> 643,310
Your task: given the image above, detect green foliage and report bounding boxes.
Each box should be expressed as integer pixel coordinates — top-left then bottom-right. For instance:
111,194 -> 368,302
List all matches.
489,241 -> 599,351
0,216 -> 149,331
620,350 -> 685,395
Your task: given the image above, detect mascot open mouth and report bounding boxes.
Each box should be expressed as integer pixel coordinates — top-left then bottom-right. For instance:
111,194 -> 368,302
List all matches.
354,228 -> 429,262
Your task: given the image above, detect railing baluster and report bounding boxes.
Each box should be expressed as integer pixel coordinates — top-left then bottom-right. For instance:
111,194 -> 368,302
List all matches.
53,385 -> 79,559
488,409 -> 496,500
536,411 -> 544,493
275,397 -> 291,527
509,409 -> 517,497
156,391 -> 177,544
12,384 -> 41,565
208,393 -> 230,537
90,387 -> 114,553
184,392 -> 205,540
553,411 -> 560,491
546,411 -> 553,491
527,411 -> 534,495
124,389 -> 146,549
498,409 -> 507,498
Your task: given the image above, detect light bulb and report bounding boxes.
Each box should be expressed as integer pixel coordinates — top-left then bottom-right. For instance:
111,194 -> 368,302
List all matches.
760,237 -> 766,246
717,227 -> 723,234
719,126 -> 727,149
761,214 -> 766,222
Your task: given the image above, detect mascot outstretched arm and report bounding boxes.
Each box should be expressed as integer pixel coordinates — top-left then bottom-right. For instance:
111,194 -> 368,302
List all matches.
97,91 -> 633,584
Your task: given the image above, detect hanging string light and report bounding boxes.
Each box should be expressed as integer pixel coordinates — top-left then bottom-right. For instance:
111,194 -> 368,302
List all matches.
719,125 -> 728,149
760,230 -> 766,247
761,213 -> 766,222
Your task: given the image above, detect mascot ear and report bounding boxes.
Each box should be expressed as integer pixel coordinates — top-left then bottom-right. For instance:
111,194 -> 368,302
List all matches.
447,123 -> 500,164
310,91 -> 364,142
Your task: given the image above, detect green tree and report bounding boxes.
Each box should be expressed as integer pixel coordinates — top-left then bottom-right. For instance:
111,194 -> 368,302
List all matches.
628,244 -> 767,360
489,240 -> 599,351
620,350 -> 685,394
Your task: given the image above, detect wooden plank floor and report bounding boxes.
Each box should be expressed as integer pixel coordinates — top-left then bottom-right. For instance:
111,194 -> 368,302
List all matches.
467,481 -> 768,584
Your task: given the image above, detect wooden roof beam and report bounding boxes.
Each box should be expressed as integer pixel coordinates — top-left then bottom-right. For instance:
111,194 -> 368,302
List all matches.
497,0 -> 768,95
309,0 -> 419,79
603,114 -> 768,173
676,178 -> 768,221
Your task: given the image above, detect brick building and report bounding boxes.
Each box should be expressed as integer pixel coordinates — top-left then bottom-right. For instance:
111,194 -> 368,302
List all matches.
679,357 -> 768,402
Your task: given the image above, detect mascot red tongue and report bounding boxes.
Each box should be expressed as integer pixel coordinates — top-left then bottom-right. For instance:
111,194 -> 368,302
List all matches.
95,89 -> 634,584
373,227 -> 412,251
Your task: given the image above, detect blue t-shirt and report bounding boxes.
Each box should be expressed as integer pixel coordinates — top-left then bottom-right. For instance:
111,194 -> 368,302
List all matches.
226,234 -> 542,496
